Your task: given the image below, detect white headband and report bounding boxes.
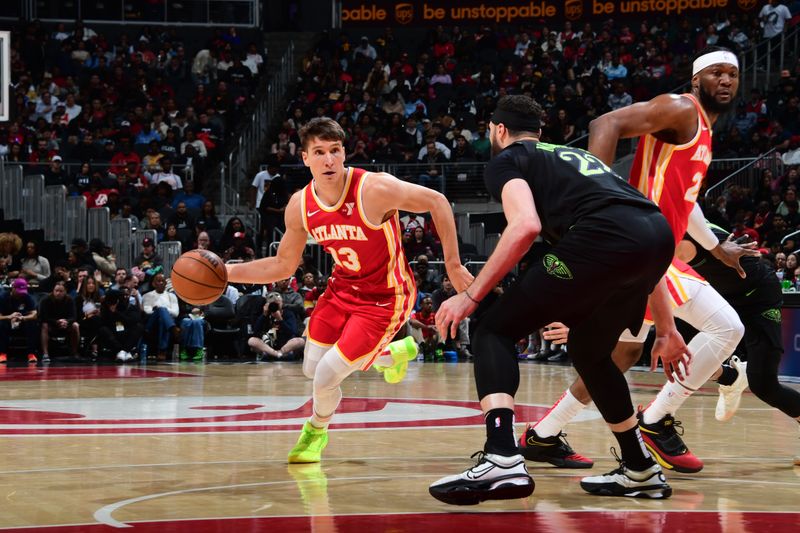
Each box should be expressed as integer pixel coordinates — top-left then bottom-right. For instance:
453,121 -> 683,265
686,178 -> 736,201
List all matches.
692,51 -> 739,76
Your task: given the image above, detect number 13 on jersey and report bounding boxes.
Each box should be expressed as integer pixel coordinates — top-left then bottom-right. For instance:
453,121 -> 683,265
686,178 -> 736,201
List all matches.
330,246 -> 361,272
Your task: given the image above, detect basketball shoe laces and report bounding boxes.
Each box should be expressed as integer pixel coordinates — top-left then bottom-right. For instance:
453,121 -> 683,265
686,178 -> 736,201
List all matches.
470,450 -> 489,465
655,415 -> 687,451
606,447 -> 628,475
297,424 -> 325,449
556,432 -> 578,454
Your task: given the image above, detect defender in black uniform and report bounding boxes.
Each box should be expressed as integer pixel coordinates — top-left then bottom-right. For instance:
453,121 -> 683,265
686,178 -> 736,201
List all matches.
429,95 -> 682,505
681,224 -> 800,436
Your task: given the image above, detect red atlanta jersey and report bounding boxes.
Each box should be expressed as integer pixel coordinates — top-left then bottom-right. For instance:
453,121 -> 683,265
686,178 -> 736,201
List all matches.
629,93 -> 713,246
300,167 -> 414,294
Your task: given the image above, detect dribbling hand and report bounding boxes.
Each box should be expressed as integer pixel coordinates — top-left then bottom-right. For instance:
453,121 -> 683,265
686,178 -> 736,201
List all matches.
651,329 -> 692,383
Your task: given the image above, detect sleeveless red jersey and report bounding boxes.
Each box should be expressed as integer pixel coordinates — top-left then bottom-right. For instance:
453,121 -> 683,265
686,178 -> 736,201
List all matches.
629,93 -> 713,246
300,167 -> 415,295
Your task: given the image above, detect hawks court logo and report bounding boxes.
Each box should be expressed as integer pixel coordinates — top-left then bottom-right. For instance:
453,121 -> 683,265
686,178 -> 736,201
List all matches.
543,254 -> 573,280
395,3 -> 413,24
0,396 -> 599,435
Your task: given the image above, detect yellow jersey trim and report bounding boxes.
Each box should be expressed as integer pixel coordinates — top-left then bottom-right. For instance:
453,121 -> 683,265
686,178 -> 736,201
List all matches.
310,167 -> 354,213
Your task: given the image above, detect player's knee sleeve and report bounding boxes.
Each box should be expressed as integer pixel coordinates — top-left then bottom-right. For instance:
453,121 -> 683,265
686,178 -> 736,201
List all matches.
303,341 -> 329,379
472,322 -> 520,400
679,306 -> 744,390
705,306 -> 745,359
692,303 -> 744,362
311,349 -> 356,418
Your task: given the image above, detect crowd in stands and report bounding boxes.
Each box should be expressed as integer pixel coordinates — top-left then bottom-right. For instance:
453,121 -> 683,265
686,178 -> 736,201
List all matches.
2,19 -> 266,233
0,18 -> 304,365
0,227 -> 328,364
270,11 -> 796,175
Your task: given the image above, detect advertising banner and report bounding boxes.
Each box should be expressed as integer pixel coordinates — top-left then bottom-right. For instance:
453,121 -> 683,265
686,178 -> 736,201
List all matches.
780,307 -> 800,379
341,0 -> 761,27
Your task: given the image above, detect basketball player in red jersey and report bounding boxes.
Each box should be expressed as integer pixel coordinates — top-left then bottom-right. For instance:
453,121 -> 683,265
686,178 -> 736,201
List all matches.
521,46 -> 761,480
226,117 -> 472,463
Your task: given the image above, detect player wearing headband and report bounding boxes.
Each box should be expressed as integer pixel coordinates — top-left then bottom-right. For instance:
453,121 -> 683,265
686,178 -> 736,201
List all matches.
520,46 -> 759,478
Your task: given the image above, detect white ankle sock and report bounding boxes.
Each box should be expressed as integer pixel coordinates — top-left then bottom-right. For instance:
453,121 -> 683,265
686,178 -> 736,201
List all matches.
310,411 -> 332,430
642,380 -> 695,424
533,389 -> 588,438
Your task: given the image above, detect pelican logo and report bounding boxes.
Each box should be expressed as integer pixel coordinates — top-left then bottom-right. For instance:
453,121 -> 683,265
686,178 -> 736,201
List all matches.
762,308 -> 782,323
564,0 -> 583,21
543,254 -> 573,280
737,0 -> 758,10
395,3 -> 413,24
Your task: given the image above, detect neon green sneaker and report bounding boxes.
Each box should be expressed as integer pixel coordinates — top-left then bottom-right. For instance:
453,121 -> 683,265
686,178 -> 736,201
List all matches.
374,336 -> 418,384
192,347 -> 205,362
179,349 -> 189,361
288,421 -> 329,463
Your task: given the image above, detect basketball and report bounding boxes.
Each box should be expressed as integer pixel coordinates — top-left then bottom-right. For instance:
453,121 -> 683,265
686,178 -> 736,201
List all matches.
170,249 -> 228,305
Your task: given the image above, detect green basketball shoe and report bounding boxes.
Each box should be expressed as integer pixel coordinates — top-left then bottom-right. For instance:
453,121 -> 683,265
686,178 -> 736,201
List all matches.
374,336 -> 418,384
288,421 -> 329,463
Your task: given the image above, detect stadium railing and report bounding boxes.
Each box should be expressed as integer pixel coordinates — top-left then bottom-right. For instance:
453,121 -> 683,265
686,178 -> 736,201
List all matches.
222,42 -> 296,214
704,149 -> 782,205
110,218 -> 133,269
65,195 -> 88,249
88,207 -> 112,246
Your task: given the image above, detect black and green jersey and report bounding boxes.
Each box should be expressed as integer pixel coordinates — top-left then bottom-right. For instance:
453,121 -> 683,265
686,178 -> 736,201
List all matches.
484,140 -> 658,244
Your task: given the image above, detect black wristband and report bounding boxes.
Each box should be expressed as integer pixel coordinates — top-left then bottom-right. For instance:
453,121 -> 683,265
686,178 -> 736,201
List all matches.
464,290 -> 480,304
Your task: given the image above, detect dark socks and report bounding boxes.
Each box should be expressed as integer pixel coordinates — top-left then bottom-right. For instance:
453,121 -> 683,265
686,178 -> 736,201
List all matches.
484,408 -> 517,456
716,364 -> 738,386
613,425 -> 656,471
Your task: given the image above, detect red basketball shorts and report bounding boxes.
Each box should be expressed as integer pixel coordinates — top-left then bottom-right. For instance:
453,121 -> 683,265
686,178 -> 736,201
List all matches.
306,283 -> 416,369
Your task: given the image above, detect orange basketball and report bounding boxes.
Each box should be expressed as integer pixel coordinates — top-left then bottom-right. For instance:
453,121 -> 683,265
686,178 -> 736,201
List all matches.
170,249 -> 228,305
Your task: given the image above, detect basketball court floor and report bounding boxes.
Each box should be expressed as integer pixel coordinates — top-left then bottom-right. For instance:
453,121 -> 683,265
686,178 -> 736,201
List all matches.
0,359 -> 798,532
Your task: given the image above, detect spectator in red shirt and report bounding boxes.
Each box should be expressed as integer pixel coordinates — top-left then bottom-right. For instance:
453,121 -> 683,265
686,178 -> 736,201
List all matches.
732,217 -> 760,244
28,138 -> 56,166
299,272 -> 322,317
433,34 -> 455,59
409,295 -> 440,359
111,140 -> 142,176
82,176 -> 114,208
